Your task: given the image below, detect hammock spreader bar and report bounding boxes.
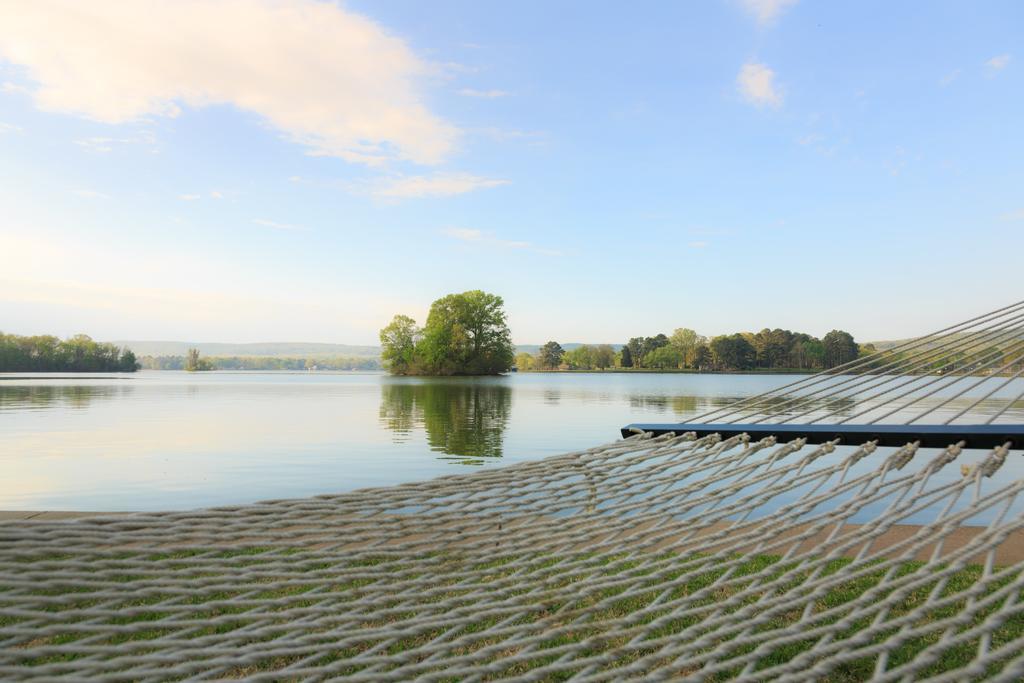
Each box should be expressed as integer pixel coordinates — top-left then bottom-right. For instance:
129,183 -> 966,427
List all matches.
621,422 -> 1024,448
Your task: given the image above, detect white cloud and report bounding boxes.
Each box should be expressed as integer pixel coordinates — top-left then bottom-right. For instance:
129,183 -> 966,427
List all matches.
999,209 -> 1024,221
253,218 -> 304,231
474,127 -> 547,146
1,80 -> 28,93
688,241 -> 709,249
739,0 -> 798,25
209,191 -> 224,200
884,147 -> 908,177
458,88 -> 510,98
0,1 -> 457,165
441,227 -> 559,256
178,194 -> 202,201
73,189 -> 107,200
366,173 -> 510,199
75,132 -> 157,153
986,54 -> 1011,71
0,121 -> 21,133
440,61 -> 480,75
442,227 -> 483,242
940,68 -> 962,86
76,138 -> 114,153
737,62 -> 783,108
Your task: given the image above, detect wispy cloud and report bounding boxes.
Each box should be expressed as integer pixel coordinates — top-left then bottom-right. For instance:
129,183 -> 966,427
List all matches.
364,173 -> 510,199
439,61 -> 480,75
796,132 -> 845,158
739,0 -> 798,26
0,1 -> 457,165
442,227 -> 559,256
0,121 -> 21,134
178,190 -> 227,201
0,80 -> 28,94
940,68 -> 962,86
737,62 -> 783,108
458,88 -> 509,98
73,189 -> 108,200
986,54 -> 1011,72
253,218 -> 304,231
688,226 -> 733,238
884,147 -> 908,177
688,241 -> 709,249
474,127 -> 547,146
75,132 -> 157,153
999,209 -> 1024,221
442,227 -> 483,242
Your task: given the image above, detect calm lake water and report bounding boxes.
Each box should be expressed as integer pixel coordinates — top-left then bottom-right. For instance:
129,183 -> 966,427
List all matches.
2,371 -> 1023,512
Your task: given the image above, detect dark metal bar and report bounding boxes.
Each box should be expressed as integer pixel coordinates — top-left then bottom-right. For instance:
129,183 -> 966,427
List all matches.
620,423 -> 1024,449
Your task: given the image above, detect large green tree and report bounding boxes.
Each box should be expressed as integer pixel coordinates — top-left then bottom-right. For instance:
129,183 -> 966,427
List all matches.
624,337 -> 644,368
591,344 -> 616,369
693,344 -> 712,370
822,330 -> 858,368
709,334 -> 756,370
384,290 -> 514,376
562,345 -> 592,370
514,351 -> 536,372
669,328 -> 705,368
184,348 -> 213,372
379,314 -> 420,375
641,334 -> 669,361
619,344 -> 634,368
752,328 -> 794,369
538,341 -> 564,370
643,345 -> 684,369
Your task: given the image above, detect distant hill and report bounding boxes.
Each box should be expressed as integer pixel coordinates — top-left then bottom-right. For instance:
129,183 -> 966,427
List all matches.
866,331 -> 1024,352
867,339 -> 908,351
113,341 -> 381,358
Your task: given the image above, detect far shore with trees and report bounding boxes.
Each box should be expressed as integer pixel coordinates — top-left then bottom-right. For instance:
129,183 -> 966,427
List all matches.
17,299 -> 1012,377
517,328 -> 868,373
140,353 -> 381,372
0,333 -> 139,372
379,290 -> 874,377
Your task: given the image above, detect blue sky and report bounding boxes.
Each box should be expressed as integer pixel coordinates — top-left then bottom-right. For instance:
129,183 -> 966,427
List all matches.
1,0 -> 1021,345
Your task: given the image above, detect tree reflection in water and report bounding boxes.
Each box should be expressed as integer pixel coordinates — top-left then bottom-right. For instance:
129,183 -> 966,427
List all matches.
379,380 -> 512,463
0,384 -> 128,410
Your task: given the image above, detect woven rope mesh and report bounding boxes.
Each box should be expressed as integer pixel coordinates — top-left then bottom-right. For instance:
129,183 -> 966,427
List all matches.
3,300 -> 1024,681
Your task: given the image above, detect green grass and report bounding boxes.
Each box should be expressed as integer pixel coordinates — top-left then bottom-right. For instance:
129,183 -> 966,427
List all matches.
4,547 -> 1023,680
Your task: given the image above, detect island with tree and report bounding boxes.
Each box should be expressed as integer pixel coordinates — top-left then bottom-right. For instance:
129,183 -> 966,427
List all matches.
380,290 -> 515,375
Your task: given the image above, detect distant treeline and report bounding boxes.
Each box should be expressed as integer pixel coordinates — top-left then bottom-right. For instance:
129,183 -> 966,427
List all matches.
0,333 -> 140,372
516,328 -> 867,372
139,355 -> 381,371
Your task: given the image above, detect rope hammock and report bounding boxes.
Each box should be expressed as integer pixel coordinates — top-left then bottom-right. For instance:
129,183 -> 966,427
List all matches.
3,302 -> 1024,681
